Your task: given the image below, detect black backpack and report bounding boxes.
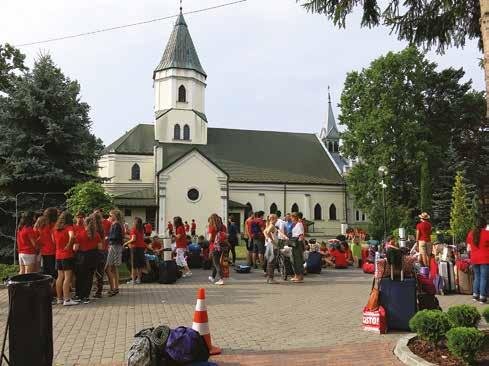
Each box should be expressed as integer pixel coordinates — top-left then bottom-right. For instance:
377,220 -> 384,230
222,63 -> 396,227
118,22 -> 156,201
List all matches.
158,260 -> 177,284
417,294 -> 442,311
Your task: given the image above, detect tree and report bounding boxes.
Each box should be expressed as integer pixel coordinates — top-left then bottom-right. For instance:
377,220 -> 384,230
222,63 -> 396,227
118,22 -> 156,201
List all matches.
420,159 -> 432,214
0,43 -> 27,93
340,47 -> 484,237
65,181 -> 113,215
296,0 -> 489,118
0,53 -> 104,195
450,171 -> 472,243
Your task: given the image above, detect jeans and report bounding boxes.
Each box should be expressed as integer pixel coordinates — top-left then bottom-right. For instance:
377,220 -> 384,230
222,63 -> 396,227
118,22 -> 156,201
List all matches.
473,264 -> 489,299
211,250 -> 222,280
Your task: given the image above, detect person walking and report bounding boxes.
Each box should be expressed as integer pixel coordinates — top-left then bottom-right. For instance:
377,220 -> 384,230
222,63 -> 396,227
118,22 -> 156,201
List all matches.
416,212 -> 432,267
75,215 -> 102,303
467,217 -> 489,304
227,216 -> 239,265
174,217 -> 192,277
289,212 -> 305,283
17,211 -> 38,274
264,214 -> 280,284
125,217 -> 148,284
191,219 -> 197,237
53,211 -> 78,306
106,209 -> 124,297
208,214 -> 227,285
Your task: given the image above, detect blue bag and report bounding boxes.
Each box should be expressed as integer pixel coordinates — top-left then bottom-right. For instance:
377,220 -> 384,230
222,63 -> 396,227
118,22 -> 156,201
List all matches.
306,252 -> 322,274
235,264 -> 251,273
164,327 -> 209,363
379,278 -> 417,331
188,243 -> 201,253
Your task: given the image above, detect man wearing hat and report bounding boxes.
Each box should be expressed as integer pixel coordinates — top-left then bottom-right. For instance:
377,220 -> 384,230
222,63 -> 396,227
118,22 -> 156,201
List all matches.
416,212 -> 432,266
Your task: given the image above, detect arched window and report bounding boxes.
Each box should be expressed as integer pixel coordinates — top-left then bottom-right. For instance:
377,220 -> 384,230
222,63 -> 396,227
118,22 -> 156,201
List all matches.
329,204 -> 337,220
362,213 -> 366,221
270,203 -> 277,214
355,210 -> 360,221
174,124 -> 181,140
183,124 -> 190,140
131,163 -> 140,180
314,204 -> 322,220
291,203 -> 299,213
178,85 -> 186,103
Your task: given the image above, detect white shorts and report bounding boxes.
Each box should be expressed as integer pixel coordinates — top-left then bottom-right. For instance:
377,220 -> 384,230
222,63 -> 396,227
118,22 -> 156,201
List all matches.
19,253 -> 37,266
175,248 -> 187,267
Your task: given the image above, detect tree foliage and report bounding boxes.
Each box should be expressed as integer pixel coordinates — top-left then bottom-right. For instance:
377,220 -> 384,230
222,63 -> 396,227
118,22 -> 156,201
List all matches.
339,47 -> 485,237
65,181 -> 113,216
0,53 -> 104,195
297,0 -> 481,53
0,43 -> 27,93
450,172 -> 472,243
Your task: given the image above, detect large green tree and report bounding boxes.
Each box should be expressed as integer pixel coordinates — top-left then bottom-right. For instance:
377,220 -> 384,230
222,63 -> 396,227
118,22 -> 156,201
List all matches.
0,53 -> 103,194
340,47 -> 484,237
450,171 -> 472,243
0,44 -> 27,92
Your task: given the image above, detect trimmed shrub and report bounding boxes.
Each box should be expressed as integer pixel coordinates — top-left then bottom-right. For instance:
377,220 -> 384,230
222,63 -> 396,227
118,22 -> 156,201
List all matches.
446,327 -> 485,365
409,309 -> 451,343
447,305 -> 481,328
482,307 -> 489,324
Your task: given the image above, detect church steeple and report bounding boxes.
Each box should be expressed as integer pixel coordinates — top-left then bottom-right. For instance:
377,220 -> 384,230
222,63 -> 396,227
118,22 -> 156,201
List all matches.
320,87 -> 340,153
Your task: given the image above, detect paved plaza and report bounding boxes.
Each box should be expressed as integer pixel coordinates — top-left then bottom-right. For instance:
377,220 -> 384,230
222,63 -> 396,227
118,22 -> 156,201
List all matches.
0,268 -> 478,365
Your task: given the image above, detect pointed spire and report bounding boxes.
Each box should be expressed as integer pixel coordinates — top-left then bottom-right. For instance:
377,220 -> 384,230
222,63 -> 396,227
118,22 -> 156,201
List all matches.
153,5 -> 206,78
322,87 -> 340,140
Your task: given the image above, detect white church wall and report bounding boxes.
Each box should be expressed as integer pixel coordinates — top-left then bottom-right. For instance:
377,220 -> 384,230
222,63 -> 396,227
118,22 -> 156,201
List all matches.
159,151 -> 227,236
155,109 -> 206,145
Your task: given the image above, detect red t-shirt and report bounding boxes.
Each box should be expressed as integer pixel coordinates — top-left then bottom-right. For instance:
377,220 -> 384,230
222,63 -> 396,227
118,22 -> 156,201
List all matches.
417,221 -> 432,241
144,223 -> 152,236
245,218 -> 253,237
130,228 -> 147,249
208,225 -> 227,252
18,226 -> 36,254
191,222 -> 196,231
76,228 -> 101,252
38,225 -> 56,256
467,229 -> 489,265
54,226 -> 75,260
102,219 -> 112,251
332,249 -> 348,267
184,224 -> 190,233
151,240 -> 162,251
175,226 -> 187,249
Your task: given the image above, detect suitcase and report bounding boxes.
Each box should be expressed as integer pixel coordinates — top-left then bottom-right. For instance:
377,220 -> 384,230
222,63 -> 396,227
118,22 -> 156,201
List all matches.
187,251 -> 202,269
439,261 -> 456,294
455,264 -> 473,295
158,260 -> 177,284
379,277 -> 417,331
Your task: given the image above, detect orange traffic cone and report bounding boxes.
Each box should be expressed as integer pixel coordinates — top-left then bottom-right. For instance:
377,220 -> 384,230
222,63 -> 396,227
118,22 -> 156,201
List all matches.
192,288 -> 221,355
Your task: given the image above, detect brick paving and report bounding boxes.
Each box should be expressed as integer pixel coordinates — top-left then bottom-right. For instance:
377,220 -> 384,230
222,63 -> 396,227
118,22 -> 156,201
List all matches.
0,267 -> 479,365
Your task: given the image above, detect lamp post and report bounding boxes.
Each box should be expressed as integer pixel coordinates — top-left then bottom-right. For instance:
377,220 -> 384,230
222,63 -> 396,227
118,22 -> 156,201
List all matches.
378,166 -> 388,246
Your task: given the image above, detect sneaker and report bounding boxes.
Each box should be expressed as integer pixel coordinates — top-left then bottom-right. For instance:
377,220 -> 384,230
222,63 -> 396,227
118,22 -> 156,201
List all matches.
186,272 -> 192,278
82,298 -> 91,304
208,276 -> 214,283
63,299 -> 79,306
214,279 -> 224,286
72,296 -> 82,303
52,298 -> 58,305
126,280 -> 135,285
480,297 -> 487,304
267,279 -> 278,284
135,279 -> 141,285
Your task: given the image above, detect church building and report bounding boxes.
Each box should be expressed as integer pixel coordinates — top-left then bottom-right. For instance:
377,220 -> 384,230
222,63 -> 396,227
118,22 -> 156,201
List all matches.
98,10 -> 364,236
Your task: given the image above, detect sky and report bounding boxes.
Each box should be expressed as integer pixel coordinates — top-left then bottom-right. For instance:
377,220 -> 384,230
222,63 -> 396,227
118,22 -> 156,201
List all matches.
1,0 -> 484,145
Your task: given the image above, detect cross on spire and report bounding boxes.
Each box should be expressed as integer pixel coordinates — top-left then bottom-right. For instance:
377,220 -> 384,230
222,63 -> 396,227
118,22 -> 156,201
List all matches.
328,85 -> 331,104
180,0 -> 183,13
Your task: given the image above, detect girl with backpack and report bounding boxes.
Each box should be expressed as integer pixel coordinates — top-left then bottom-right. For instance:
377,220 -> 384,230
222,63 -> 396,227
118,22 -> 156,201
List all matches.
207,214 -> 227,285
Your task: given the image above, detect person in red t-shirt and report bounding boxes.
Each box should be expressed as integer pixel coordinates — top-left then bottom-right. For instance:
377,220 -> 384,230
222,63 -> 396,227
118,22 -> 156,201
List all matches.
17,211 -> 38,274
144,222 -> 152,237
34,207 -> 58,278
91,213 -> 111,298
53,211 -> 78,306
149,235 -> 163,256
331,244 -> 348,269
467,217 -> 489,303
251,211 -> 266,270
74,215 -> 102,303
174,217 -> 192,277
184,221 -> 190,233
73,212 -> 85,234
191,219 -> 197,237
125,217 -> 148,284
244,211 -> 255,267
416,212 -> 432,267
167,221 -> 174,236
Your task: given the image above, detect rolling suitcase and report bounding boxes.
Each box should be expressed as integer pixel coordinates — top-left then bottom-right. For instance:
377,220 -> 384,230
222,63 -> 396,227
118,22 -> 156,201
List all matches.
379,276 -> 417,331
187,251 -> 202,269
438,261 -> 456,294
158,260 -> 177,284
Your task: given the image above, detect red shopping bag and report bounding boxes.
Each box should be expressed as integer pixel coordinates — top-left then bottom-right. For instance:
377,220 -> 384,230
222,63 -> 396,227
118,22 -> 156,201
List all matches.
362,306 -> 387,334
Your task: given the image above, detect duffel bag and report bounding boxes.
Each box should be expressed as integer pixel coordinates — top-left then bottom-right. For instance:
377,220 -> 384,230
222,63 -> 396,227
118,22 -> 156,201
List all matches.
164,327 -> 209,364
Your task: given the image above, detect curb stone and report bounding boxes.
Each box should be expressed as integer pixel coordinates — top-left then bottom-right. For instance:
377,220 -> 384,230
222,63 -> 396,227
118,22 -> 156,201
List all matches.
394,334 -> 437,366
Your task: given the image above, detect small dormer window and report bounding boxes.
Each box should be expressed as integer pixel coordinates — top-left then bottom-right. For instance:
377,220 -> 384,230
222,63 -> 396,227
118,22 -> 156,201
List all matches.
178,85 -> 186,103
183,124 -> 190,140
174,124 -> 181,140
131,163 -> 140,180
334,141 -> 339,153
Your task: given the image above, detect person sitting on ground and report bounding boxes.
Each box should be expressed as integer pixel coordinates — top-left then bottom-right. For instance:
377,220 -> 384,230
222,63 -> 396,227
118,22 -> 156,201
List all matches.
186,235 -> 192,246
330,243 -> 348,269
149,235 -> 163,256
319,242 -> 335,267
342,241 -> 354,266
350,236 -> 362,267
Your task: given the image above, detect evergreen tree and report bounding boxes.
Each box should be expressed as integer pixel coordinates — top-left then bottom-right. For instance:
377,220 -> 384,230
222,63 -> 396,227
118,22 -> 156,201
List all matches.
450,171 -> 472,243
420,159 -> 432,213
0,54 -> 104,195
432,145 -> 457,228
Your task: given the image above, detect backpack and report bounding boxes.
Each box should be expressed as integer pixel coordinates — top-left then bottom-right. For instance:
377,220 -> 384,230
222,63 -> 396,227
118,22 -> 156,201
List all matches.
306,252 -> 322,274
158,260 -> 177,284
164,327 -> 209,364
127,326 -> 170,366
251,221 -> 262,238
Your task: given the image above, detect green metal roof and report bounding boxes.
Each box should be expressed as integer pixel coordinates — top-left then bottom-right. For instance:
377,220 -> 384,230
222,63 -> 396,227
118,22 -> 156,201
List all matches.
104,125 -> 344,185
154,12 -> 206,78
114,187 -> 157,207
229,200 -> 247,209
